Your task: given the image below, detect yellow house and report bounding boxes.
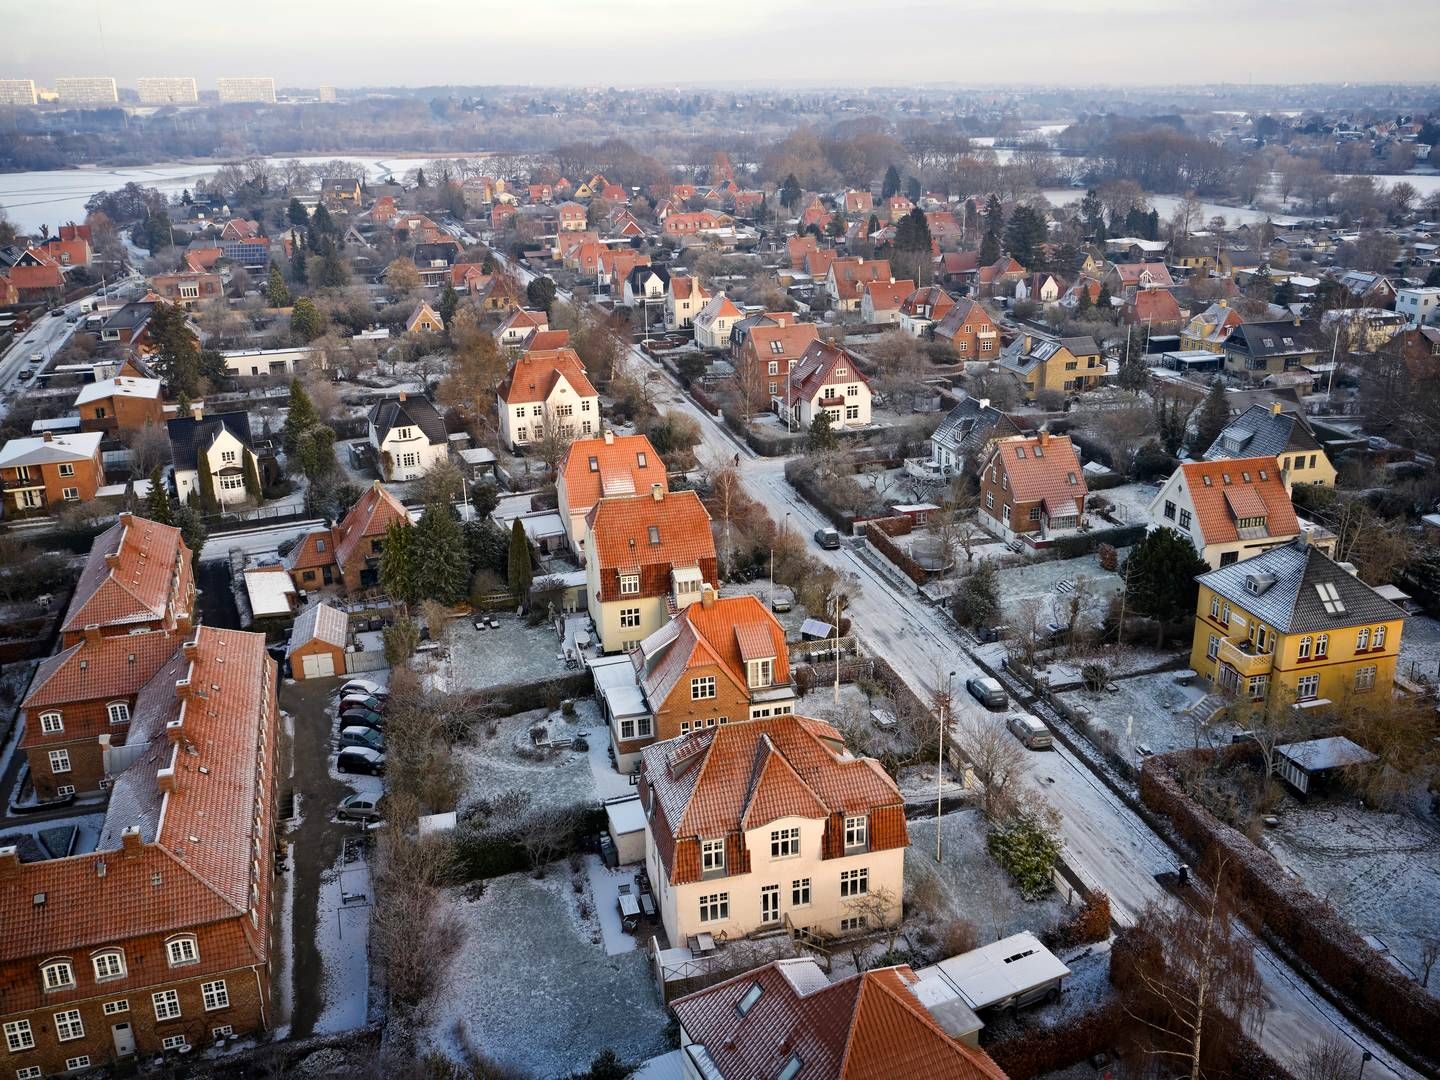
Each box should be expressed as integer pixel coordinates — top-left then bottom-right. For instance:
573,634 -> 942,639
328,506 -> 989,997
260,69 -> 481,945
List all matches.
1202,403 -> 1337,489
999,334 -> 1105,397
1180,300 -> 1243,353
1190,538 -> 1405,715
1174,251 -> 1218,274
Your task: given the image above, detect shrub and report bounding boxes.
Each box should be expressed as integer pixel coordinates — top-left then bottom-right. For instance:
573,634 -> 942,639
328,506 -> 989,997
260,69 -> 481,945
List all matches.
1046,890 -> 1112,949
938,918 -> 980,957
987,808 -> 1062,900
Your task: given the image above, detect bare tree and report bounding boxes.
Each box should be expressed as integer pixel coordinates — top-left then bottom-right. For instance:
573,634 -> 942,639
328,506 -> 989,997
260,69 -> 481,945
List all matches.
520,804 -> 574,878
1007,595 -> 1047,671
952,706 -> 1029,818
124,422 -> 172,479
1420,937 -> 1440,990
1295,1034 -> 1361,1080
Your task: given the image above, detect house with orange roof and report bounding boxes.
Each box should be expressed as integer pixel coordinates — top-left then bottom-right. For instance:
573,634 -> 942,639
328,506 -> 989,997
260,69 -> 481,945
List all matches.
450,262 -> 489,293
978,432 -> 1088,543
777,339 -> 872,431
60,513 -> 195,647
556,201 -> 587,231
662,210 -> 733,243
1180,299 -> 1245,353
285,481 -> 411,594
0,626 -> 280,1072
1104,261 -> 1175,299
803,248 -> 838,281
694,292 -> 744,351
491,202 -> 518,230
844,190 -> 874,215
885,195 -> 916,223
1146,456 -> 1319,570
926,210 -> 964,250
496,347 -> 600,450
932,297 -> 1001,360
0,246 -> 65,301
637,711 -> 907,943
40,234 -> 91,269
523,328 -> 571,353
583,487 -> 717,653
860,278 -> 916,325
665,275 -> 711,332
671,958 -> 1008,1079
1123,287 -> 1184,329
786,234 -> 820,270
825,258 -> 892,312
898,285 -> 958,338
939,251 -> 981,287
495,307 -> 549,351
599,248 -> 649,291
975,256 -> 1027,298
219,218 -> 260,241
799,200 -> 833,233
149,271 -> 223,309
556,430 -> 667,557
736,322 -> 822,409
606,207 -> 647,239
183,246 -> 223,273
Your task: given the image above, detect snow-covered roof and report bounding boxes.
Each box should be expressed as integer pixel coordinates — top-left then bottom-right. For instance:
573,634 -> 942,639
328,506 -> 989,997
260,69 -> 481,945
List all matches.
605,796 -> 647,837
1277,736 -> 1377,774
74,377 -> 161,406
288,601 -> 348,655
918,931 -> 1070,1011
245,567 -> 297,619
0,430 -> 102,468
589,654 -> 647,719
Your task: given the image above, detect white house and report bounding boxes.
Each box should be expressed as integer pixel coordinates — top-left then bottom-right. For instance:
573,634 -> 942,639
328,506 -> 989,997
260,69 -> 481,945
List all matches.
494,308 -> 549,350
220,346 -> 315,379
664,275 -> 710,331
496,347 -> 600,450
367,392 -> 450,481
1396,286 -> 1440,327
776,339 -> 873,431
622,265 -> 669,309
693,292 -> 744,351
167,407 -> 262,508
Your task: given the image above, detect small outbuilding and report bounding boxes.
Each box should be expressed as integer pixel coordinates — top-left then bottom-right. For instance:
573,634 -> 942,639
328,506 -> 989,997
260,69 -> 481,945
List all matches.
1275,736 -> 1377,795
604,794 -> 647,865
287,601 -> 349,680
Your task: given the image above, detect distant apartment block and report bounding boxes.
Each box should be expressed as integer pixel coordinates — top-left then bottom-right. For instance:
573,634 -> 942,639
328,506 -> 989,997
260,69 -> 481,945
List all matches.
217,77 -> 276,104
0,79 -> 37,106
137,76 -> 198,105
318,85 -> 337,103
55,77 -> 118,105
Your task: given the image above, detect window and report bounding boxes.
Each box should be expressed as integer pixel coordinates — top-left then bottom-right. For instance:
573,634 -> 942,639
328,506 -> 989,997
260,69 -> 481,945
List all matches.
701,839 -> 725,873
1028,506 -> 1042,522
53,1010 -> 83,1042
691,676 -> 716,700
1207,634 -> 1220,660
768,360 -> 779,376
636,452 -> 648,468
736,983 -> 764,1017
48,749 -> 71,775
770,827 -> 800,858
619,608 -> 641,629
162,1034 -> 188,1051
92,951 -> 125,980
212,1026 -> 234,1040
840,868 -> 869,897
619,574 -> 640,595
777,1054 -> 804,1080
1356,627 -> 1370,650
1163,500 -> 1176,520
4,1021 -> 34,1053
846,404 -> 859,420
1372,625 -> 1386,649
55,784 -> 75,798
153,989 -> 182,1021
1355,666 -> 1376,692
1178,509 -> 1192,530
166,936 -> 199,967
792,878 -> 811,906
698,893 -> 729,923
747,658 -> 773,689
40,711 -> 63,734
201,980 -> 230,1011
1248,674 -> 1269,701
220,475 -> 244,492
1296,674 -> 1320,701
844,815 -> 867,850
62,487 -> 79,501
761,884 -> 780,924
531,405 -> 543,417
840,915 -> 867,932
17,1068 -> 42,1080
221,450 -> 237,464
617,715 -> 652,740
1315,582 -> 1346,615
1298,636 -> 1312,659
58,463 -> 75,477
835,367 -> 848,377
1210,597 -> 1221,620
102,1000 -> 128,1016
647,525 -> 661,546
107,702 -> 130,725
1315,634 -> 1328,658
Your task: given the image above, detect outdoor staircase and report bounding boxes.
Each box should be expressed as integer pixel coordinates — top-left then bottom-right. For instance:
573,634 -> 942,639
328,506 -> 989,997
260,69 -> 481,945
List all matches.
1182,691 -> 1226,726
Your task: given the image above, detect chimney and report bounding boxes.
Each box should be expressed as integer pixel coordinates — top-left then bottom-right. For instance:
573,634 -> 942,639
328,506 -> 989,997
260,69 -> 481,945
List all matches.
181,636 -> 199,660
120,826 -> 143,855
651,483 -> 663,502
701,583 -> 717,608
978,398 -> 991,410
156,766 -> 176,794
1023,334 -> 1032,352
604,429 -> 615,445
83,623 -> 102,643
42,431 -> 53,443
165,718 -> 185,744
1218,299 -> 1227,308
1271,402 -> 1283,416
0,846 -> 18,880
98,733 -> 112,776
398,390 -> 407,403
1038,430 -> 1050,447
190,401 -> 203,421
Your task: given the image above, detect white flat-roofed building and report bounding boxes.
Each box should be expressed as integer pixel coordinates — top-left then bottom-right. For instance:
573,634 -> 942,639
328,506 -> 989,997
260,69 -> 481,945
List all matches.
217,76 -> 277,103
137,76 -> 198,104
913,931 -> 1070,1014
0,79 -> 37,106
55,76 -> 118,105
319,85 -> 337,103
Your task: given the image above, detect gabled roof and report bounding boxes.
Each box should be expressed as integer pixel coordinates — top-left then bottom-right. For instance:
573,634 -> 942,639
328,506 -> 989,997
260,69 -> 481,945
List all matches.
288,601 -> 348,654
585,489 -> 715,572
863,278 -> 916,313
62,515 -> 189,636
496,347 -> 597,406
1174,456 -> 1298,546
559,432 -> 666,512
21,631 -> 177,712
695,292 -> 743,326
745,322 -> 821,362
982,434 -> 1087,506
333,482 -> 410,570
932,396 -> 1026,460
1203,403 -> 1321,461
1126,289 -> 1182,324
632,594 -> 789,710
1224,321 -> 1313,358
0,431 -> 102,469
829,258 -> 893,302
899,285 -> 957,321
1111,261 -> 1175,288
74,376 -> 162,407
283,527 -> 335,572
672,960 -> 1006,1080
166,411 -> 253,472
368,394 -> 447,446
933,297 -> 996,341
1197,537 -> 1405,634
784,339 -> 869,406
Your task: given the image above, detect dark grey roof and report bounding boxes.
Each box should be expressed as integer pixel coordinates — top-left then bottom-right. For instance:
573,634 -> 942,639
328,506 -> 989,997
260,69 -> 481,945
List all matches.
368,394 -> 447,446
412,242 -> 457,264
166,411 -> 253,471
932,395 -> 1025,461
1197,539 -> 1405,635
101,301 -> 157,333
1203,404 -> 1320,461
1223,321 -> 1314,359
627,263 -> 669,291
1000,334 -> 1099,374
1058,335 -> 1101,357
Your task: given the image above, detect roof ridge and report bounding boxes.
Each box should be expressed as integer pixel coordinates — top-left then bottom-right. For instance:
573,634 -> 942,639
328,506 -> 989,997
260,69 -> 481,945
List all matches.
156,843 -> 251,917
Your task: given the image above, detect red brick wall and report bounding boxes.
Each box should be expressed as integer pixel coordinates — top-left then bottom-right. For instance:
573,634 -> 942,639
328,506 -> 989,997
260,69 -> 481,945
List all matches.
22,698 -> 121,798
654,663 -> 751,741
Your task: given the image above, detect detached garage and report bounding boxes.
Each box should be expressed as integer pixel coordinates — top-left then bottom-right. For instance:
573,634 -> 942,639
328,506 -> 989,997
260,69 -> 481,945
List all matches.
287,601 -> 349,680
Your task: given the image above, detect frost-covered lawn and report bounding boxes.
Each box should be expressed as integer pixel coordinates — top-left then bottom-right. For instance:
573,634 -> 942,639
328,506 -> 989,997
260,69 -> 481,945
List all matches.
1090,480 -> 1160,526
313,846 -> 373,1035
992,553 -> 1124,628
1398,613 -> 1440,689
1057,670 -> 1234,756
417,871 -> 671,1077
1262,801 -> 1440,985
438,616 -> 574,692
905,811 -> 1071,946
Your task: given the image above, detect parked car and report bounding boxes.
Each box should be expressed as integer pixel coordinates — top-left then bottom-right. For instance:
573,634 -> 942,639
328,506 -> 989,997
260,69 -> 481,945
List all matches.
339,726 -> 384,752
1007,714 -> 1053,750
965,676 -> 1008,709
339,678 -> 388,699
1043,622 -> 1072,646
337,747 -> 385,776
340,709 -> 384,732
977,625 -> 1010,644
337,793 -> 384,822
339,694 -> 385,715
813,527 -> 842,550
17,370 -> 32,382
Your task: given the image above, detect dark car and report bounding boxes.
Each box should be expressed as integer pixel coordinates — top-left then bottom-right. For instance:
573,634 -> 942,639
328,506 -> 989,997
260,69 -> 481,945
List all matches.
337,747 -> 385,776
339,726 -> 385,753
339,694 -> 385,715
814,527 -> 842,550
340,709 -> 385,732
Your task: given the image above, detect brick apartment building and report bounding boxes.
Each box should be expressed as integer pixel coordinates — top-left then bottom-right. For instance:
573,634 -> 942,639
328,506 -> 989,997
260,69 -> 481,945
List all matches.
0,432 -> 105,515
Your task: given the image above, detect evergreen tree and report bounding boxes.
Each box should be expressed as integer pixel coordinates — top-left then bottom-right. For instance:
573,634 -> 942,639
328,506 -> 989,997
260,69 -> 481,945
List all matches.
881,165 -> 901,201
1003,206 -> 1046,269
287,198 -> 308,227
951,562 -> 1001,629
378,520 -> 418,603
526,276 -> 557,312
1190,379 -> 1230,455
1096,282 -> 1114,316
1123,528 -> 1209,646
310,202 -> 334,237
316,240 -> 350,288
290,246 -> 308,284
290,296 -> 324,340
894,207 -> 934,255
507,518 -> 533,599
866,213 -> 881,237
172,503 -> 207,565
465,518 -> 509,577
415,167 -> 428,188
282,379 -> 319,457
265,264 -> 291,307
481,251 -> 497,274
807,411 -> 837,452
438,282 -> 459,325
905,175 -> 922,202
180,188 -> 192,206
1078,188 -> 1104,235
412,506 -> 470,604
294,425 -> 337,481
147,302 -> 210,397
979,229 -> 1000,266
1075,285 -> 1093,317
779,174 -> 802,211
826,210 -> 847,239
144,465 -> 174,525
984,194 -> 1005,238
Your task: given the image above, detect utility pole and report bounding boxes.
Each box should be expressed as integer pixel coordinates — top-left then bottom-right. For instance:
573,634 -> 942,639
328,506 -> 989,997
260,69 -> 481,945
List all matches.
936,670 -> 955,863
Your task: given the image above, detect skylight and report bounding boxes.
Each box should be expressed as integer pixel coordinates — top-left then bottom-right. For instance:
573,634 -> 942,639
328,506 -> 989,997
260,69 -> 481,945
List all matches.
777,1053 -> 804,1080
736,982 -> 764,1017
1315,582 -> 1346,615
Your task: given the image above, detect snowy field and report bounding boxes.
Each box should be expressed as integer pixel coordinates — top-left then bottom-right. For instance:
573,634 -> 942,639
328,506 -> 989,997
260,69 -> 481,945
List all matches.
992,553 -> 1124,628
905,811 -> 1072,947
1057,670 -> 1234,757
1262,801 -> 1440,985
439,616 -> 576,692
1090,481 -> 1160,527
1398,613 -> 1440,688
417,870 -> 671,1076
313,841 -> 373,1035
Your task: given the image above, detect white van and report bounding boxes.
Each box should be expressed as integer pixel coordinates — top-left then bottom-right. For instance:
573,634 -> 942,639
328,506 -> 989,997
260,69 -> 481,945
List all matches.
1007,714 -> 1052,750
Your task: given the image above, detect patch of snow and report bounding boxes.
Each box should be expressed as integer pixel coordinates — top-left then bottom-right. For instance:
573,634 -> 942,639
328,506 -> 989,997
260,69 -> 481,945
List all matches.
311,849 -> 372,1035
586,855 -> 644,956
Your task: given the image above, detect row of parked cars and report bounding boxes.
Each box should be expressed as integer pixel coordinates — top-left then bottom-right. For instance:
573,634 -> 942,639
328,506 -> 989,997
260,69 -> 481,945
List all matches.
335,677 -> 388,778
964,676 -> 1053,751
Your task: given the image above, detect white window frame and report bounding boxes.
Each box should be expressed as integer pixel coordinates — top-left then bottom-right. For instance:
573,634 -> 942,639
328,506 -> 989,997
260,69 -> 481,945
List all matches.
64,1057 -> 90,1072
792,878 -> 811,907
102,999 -> 129,1016
844,815 -> 867,850
201,980 -> 229,1011
153,989 -> 182,1021
107,702 -> 130,725
1354,665 -> 1376,692
4,1020 -> 35,1053
1356,627 -> 1369,650
701,838 -> 725,873
1296,674 -> 1320,701
53,1010 -> 83,1043
40,711 -> 63,734
770,827 -> 800,859
619,607 -> 641,629
165,936 -> 199,967
691,676 -> 716,700
1372,625 -> 1386,648
698,892 -> 729,923
48,749 -> 71,774
17,1067 -> 42,1080
840,867 -> 869,897
92,950 -> 126,981
161,1034 -> 189,1051
761,884 -> 780,924
58,463 -> 75,478
41,960 -> 75,991
619,574 -> 640,596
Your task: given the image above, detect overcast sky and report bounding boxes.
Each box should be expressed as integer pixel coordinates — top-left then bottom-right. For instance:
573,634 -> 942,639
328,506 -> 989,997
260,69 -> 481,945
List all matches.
6,0 -> 1439,89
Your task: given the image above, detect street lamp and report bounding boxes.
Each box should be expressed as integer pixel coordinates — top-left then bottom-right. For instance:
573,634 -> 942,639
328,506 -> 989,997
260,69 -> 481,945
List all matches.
936,670 -> 955,863
1358,1050 -> 1373,1078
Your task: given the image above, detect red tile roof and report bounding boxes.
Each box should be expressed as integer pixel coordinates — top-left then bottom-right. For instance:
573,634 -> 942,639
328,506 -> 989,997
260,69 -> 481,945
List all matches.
62,514 -> 191,637
496,347 -> 598,406
333,483 -> 410,571
633,594 -> 789,709
1176,456 -> 1297,547
560,432 -> 667,513
1126,288 -> 1182,324
284,527 -> 336,572
983,434 -> 1087,508
830,258 -> 893,302
900,285 -> 957,322
863,278 -> 916,314
21,631 -> 178,714
1112,261 -> 1174,288
784,340 -> 870,407
586,489 -> 715,573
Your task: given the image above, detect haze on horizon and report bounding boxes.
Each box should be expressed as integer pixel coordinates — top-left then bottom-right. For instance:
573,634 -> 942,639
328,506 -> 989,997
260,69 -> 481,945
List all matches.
5,0 -> 1439,92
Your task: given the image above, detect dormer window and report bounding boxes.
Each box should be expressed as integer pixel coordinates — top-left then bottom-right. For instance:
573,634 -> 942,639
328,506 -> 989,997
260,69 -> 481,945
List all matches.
42,960 -> 75,991
844,815 -> 868,851
619,574 -> 640,596
701,838 -> 725,874
40,711 -> 63,734
92,951 -> 126,981
747,658 -> 774,689
588,456 -> 599,472
166,936 -> 199,967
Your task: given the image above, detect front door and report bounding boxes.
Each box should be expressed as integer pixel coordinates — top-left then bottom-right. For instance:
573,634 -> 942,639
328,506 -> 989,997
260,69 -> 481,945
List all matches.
112,1022 -> 135,1057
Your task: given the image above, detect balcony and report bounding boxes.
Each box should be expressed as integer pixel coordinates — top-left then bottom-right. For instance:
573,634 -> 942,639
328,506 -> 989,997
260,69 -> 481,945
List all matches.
1,476 -> 45,492
1218,638 -> 1274,677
